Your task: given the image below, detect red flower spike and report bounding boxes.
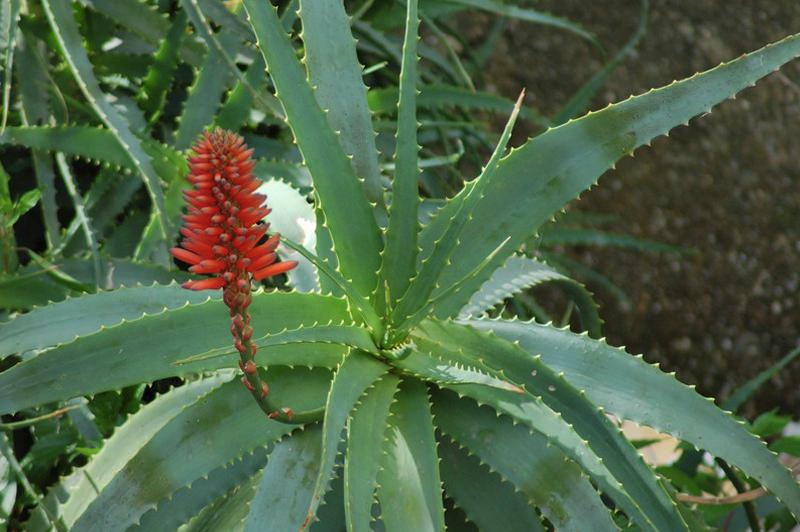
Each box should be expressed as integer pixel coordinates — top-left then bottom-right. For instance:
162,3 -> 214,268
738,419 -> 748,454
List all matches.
171,128 -> 298,423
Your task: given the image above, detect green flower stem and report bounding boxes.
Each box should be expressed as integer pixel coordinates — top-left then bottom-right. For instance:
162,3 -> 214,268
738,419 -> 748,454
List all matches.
231,283 -> 323,425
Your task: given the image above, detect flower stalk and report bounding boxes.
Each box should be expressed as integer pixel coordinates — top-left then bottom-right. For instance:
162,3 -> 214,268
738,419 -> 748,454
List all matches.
172,128 -> 299,423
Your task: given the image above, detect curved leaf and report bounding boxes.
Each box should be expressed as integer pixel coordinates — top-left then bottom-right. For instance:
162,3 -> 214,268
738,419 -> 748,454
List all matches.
440,0 -> 597,47
181,471 -> 261,531
42,0 -> 170,241
242,0 -> 383,301
132,446 -> 270,532
299,0 -> 384,208
420,32 -> 800,318
435,390 -> 615,531
0,291 -> 351,413
243,424 -> 322,532
376,378 -> 445,531
416,320 -> 685,531
368,84 -> 549,127
0,284 -> 216,359
471,317 -> 800,518
173,31 -> 236,150
345,374 -> 400,532
381,0 -> 420,306
71,369 -> 328,531
459,255 -> 601,338
302,350 -> 389,531
437,430 -> 544,532
28,374 -> 231,530
78,0 -> 204,65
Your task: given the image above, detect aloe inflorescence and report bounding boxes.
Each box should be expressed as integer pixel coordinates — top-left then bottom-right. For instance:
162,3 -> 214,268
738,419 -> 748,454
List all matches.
171,128 -> 297,421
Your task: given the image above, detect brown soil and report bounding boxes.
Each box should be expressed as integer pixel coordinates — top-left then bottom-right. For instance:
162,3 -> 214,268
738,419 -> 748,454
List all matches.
473,0 -> 800,415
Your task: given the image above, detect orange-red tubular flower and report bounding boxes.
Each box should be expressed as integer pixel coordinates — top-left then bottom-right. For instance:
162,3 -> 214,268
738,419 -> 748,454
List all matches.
171,129 -> 298,423
171,129 -> 296,291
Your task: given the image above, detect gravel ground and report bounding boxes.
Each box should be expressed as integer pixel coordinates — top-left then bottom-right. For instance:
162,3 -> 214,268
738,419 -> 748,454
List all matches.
470,0 -> 800,414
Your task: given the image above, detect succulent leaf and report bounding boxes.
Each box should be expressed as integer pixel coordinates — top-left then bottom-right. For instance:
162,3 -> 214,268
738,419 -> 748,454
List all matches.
471,317 -> 800,518
376,378 -> 445,531
420,32 -> 800,319
437,430 -> 545,532
415,320 -> 687,530
243,0 -> 384,301
381,0 -> 421,308
42,0 -> 170,244
243,424 -> 323,531
299,0 -> 384,209
72,370 -> 326,530
435,390 -> 617,531
345,374 -> 401,532
459,254 -> 601,337
0,291 -> 351,413
132,445 -> 270,532
302,350 -> 388,530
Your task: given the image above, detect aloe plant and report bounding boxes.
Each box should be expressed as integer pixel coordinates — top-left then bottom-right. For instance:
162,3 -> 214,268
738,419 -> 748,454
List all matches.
1,0 -> 800,530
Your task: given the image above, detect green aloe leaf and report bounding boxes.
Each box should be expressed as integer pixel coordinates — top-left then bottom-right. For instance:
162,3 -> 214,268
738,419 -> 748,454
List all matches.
197,0 -> 253,42
131,446 -> 270,532
381,0 -> 420,307
41,0 -> 170,243
0,284 -> 216,360
393,347 -> 523,394
15,32 -> 60,250
78,0 -> 204,65
345,374 -> 401,532
390,91 -> 522,334
138,9 -> 187,124
181,471 -> 261,531
181,0 -> 282,119
27,374 -> 231,531
242,0 -> 383,301
459,255 -> 601,337
434,390 -> 616,531
407,337 -> 672,531
0,126 -> 133,168
471,317 -> 800,518
438,0 -> 597,47
302,350 -> 389,530
243,424 -> 322,531
0,0 -> 21,131
0,291 -> 351,413
723,344 -> 800,412
376,378 -> 445,531
539,227 -> 688,254
215,54 -> 268,130
299,0 -> 384,209
437,429 -> 544,532
70,369 -> 327,531
368,84 -> 549,128
419,32 -> 800,319
416,320 -> 686,531
173,31 -> 237,151
0,436 -> 14,530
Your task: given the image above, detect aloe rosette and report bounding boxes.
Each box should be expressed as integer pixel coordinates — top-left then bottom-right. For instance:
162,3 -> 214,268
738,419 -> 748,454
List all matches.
0,0 -> 798,530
